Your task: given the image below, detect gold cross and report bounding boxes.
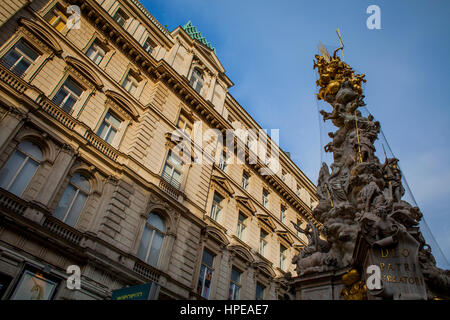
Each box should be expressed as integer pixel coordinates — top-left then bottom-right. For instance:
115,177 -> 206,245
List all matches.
336,28 -> 344,61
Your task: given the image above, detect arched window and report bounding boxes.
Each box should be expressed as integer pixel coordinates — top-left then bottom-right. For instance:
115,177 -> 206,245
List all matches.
0,141 -> 43,196
54,173 -> 90,227
137,212 -> 166,267
189,68 -> 203,94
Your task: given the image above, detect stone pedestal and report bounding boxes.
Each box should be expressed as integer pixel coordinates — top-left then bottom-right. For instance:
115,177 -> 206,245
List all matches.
353,230 -> 428,300
291,268 -> 347,300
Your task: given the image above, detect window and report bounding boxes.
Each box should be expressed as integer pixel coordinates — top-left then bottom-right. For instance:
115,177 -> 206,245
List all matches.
137,212 -> 166,267
280,244 -> 287,270
1,39 -> 39,77
256,282 -> 265,300
242,171 -> 249,191
52,77 -> 84,114
236,212 -> 246,240
228,267 -> 241,300
281,169 -> 286,182
122,71 -> 139,95
0,141 -> 43,197
45,5 -> 67,32
259,229 -> 268,256
189,68 -> 203,94
113,8 -> 128,27
162,151 -> 183,189
262,189 -> 269,208
296,185 -> 302,198
210,192 -> 223,221
54,173 -> 90,227
280,205 -> 286,223
96,111 -> 122,144
197,249 -> 214,299
86,41 -> 106,65
218,151 -> 227,171
142,37 -> 155,54
176,113 -> 193,136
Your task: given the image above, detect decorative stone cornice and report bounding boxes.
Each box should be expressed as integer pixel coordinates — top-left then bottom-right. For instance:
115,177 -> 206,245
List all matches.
256,213 -> 276,232
105,90 -> 139,120
211,175 -> 235,197
229,243 -> 255,265
235,196 -> 256,215
18,17 -> 63,55
276,230 -> 294,246
201,225 -> 230,247
65,56 -> 104,90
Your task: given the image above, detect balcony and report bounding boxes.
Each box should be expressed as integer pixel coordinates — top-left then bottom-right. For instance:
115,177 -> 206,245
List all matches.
0,188 -> 82,246
85,130 -> 119,161
42,215 -> 83,246
0,188 -> 28,216
133,260 -> 161,283
35,94 -> 77,130
159,172 -> 183,200
0,61 -> 29,94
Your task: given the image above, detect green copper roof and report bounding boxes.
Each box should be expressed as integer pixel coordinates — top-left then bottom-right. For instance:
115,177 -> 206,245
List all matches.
182,21 -> 216,54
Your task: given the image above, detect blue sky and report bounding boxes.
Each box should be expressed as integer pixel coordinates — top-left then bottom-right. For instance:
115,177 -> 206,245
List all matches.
142,0 -> 450,267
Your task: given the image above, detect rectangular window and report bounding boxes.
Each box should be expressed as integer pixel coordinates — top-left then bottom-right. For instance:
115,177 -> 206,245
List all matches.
228,267 -> 241,300
122,71 -> 139,95
242,171 -> 249,191
113,8 -> 128,27
262,189 -> 269,208
162,151 -> 183,189
52,77 -> 83,114
280,244 -> 287,271
256,282 -> 265,300
176,113 -> 193,136
190,68 -> 203,94
280,206 -> 286,223
236,212 -> 246,240
281,169 -> 286,182
86,41 -> 106,65
197,249 -> 214,299
218,152 -> 227,171
142,37 -> 155,54
96,111 -> 122,144
45,6 -> 68,32
210,192 -> 223,221
296,186 -> 302,198
259,229 -> 268,256
1,39 -> 39,77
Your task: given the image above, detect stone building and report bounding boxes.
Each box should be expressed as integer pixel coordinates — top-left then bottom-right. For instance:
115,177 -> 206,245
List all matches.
0,0 -> 319,300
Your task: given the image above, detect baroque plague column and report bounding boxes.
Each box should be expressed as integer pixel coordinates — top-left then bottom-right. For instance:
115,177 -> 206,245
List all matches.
291,46 -> 450,300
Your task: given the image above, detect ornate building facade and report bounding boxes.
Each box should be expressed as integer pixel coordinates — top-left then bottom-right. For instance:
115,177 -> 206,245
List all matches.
0,0 -> 319,300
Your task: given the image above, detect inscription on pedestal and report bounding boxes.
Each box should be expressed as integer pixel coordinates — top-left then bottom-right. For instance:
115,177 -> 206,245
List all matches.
365,232 -> 427,300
